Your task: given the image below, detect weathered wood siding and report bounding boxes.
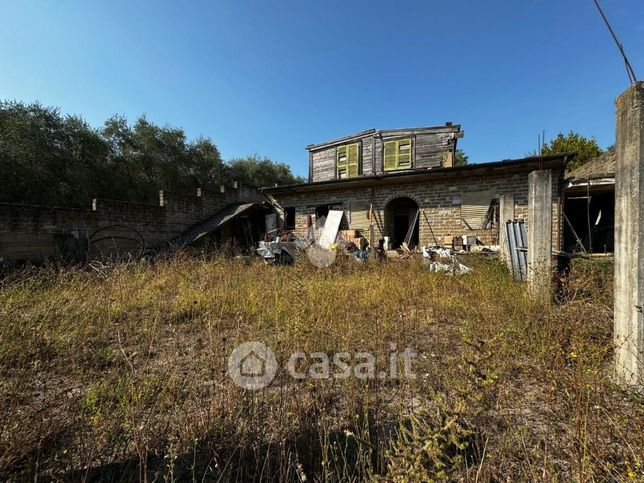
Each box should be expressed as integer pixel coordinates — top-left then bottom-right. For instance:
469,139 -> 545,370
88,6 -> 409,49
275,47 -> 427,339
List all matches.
309,126 -> 461,183
361,137 -> 375,177
310,148 -> 337,182
380,129 -> 456,170
310,134 -> 375,182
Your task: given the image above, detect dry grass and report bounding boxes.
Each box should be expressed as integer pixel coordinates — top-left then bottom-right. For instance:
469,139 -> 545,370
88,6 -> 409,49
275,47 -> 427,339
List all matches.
0,254 -> 642,482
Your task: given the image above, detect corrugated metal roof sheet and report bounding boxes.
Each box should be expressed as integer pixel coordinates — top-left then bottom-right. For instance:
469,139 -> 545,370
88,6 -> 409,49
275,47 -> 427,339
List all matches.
175,202 -> 262,248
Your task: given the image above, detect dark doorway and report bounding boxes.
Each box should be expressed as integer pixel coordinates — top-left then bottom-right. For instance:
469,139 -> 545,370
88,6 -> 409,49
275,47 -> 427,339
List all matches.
284,207 -> 296,230
385,197 -> 420,249
564,189 -> 614,253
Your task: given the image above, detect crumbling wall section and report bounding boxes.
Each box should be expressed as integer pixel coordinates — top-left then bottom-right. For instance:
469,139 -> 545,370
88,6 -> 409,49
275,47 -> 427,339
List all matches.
0,182 -> 260,263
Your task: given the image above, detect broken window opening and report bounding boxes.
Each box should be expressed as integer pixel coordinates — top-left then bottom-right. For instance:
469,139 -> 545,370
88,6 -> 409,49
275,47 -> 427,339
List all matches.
284,207 -> 296,230
563,190 -> 614,253
315,205 -> 330,218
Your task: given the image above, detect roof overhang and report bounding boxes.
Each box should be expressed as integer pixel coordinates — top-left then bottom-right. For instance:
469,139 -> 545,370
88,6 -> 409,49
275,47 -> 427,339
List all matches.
263,154 -> 572,195
565,177 -> 615,194
306,124 -> 463,151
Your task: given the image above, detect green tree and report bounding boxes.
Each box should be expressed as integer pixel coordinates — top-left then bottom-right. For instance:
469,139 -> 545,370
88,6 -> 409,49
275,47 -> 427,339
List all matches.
0,101 -> 110,206
187,137 -> 228,189
227,155 -> 305,187
540,132 -> 603,171
454,149 -> 469,166
101,115 -> 232,201
1,100 -> 304,206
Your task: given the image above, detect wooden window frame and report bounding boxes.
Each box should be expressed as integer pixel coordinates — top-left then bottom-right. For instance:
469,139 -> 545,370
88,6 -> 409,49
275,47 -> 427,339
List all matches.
336,143 -> 360,179
383,137 -> 414,171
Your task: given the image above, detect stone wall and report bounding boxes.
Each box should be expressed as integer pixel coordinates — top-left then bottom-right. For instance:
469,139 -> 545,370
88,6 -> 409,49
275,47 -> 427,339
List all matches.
269,168 -> 563,250
0,183 -> 262,263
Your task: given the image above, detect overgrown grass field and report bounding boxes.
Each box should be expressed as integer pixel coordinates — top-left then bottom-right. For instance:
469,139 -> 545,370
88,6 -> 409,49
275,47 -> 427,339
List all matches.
0,255 -> 642,481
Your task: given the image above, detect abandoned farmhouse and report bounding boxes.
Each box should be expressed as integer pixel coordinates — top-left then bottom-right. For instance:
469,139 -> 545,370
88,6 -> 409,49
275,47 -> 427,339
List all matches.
0,123 -> 612,265
265,124 -> 570,254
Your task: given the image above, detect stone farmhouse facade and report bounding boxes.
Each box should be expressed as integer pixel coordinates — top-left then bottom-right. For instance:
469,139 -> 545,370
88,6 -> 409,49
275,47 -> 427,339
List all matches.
265,125 -> 570,251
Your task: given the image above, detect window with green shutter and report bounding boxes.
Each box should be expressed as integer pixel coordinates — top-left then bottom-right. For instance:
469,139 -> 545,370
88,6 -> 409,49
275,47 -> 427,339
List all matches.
337,143 -> 360,179
383,138 -> 413,171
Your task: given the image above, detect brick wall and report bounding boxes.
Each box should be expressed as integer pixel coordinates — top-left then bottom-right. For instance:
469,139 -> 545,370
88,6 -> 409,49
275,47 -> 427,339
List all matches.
0,183 -> 262,263
269,168 -> 563,251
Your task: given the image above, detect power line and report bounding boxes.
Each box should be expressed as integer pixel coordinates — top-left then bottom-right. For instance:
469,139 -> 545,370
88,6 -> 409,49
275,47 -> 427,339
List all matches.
592,0 -> 638,84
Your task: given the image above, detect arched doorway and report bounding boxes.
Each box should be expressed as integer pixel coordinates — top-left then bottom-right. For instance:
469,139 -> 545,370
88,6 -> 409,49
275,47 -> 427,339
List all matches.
384,197 -> 419,249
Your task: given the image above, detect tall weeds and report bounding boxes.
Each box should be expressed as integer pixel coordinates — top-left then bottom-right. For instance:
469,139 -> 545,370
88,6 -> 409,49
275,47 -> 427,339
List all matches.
0,254 -> 641,481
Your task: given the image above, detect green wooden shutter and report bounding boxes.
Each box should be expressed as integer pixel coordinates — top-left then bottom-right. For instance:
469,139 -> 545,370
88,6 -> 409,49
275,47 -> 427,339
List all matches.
384,138 -> 413,171
337,143 -> 359,178
397,138 -> 412,168
384,141 -> 397,171
337,146 -> 347,178
347,143 -> 359,178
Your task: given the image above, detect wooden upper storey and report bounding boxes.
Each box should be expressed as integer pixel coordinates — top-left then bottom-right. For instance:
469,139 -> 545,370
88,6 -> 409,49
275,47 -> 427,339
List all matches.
307,124 -> 464,183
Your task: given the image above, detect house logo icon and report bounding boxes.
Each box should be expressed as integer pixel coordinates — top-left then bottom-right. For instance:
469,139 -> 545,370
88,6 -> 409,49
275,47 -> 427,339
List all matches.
228,341 -> 277,390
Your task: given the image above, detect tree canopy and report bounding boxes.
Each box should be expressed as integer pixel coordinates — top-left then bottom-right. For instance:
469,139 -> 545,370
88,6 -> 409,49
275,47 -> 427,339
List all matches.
0,101 -> 303,207
454,149 -> 469,166
540,132 -> 604,171
229,155 -> 305,187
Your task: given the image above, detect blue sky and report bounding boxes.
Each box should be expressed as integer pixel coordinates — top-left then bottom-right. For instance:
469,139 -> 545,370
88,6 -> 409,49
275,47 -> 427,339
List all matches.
2,0 -> 642,177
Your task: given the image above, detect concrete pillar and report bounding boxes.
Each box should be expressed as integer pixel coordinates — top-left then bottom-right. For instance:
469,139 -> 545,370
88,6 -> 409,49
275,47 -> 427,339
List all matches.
527,170 -> 552,294
499,194 -> 515,270
614,81 -> 644,389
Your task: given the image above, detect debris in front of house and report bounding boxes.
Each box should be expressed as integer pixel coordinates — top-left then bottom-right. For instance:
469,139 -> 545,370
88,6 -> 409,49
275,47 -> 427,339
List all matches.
462,235 -> 478,250
257,209 -> 347,266
427,257 -> 473,275
313,215 -> 326,241
257,208 -> 374,267
356,236 -> 369,251
422,246 -> 453,259
257,240 -> 298,265
375,239 -> 386,261
354,250 -> 368,262
307,243 -> 337,267
318,210 -> 343,249
421,244 -> 472,274
339,229 -> 359,245
441,235 -> 486,252
470,244 -> 500,254
255,202 -> 491,270
400,242 -> 413,259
